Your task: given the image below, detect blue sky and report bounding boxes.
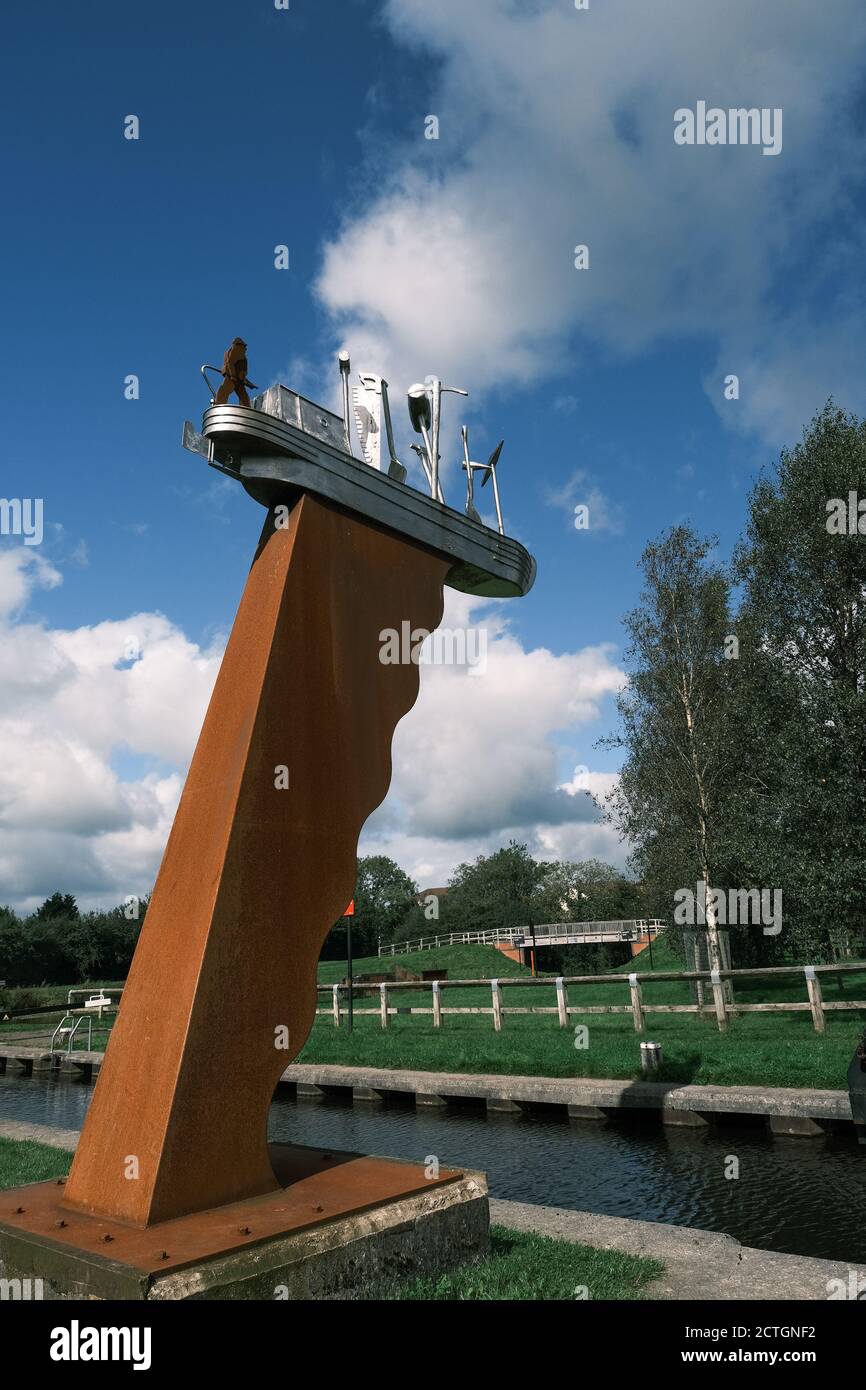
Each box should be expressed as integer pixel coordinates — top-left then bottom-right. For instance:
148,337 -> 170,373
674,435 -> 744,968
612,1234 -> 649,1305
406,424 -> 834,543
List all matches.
3,0 -> 866,908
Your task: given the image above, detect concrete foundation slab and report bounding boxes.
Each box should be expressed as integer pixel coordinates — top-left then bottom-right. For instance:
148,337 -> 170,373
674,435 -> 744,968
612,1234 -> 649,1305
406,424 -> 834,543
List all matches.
0,1143 -> 488,1300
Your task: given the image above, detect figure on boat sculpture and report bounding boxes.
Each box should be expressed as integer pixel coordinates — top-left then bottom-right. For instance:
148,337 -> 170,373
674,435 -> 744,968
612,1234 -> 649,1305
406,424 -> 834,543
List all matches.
214,337 -> 258,407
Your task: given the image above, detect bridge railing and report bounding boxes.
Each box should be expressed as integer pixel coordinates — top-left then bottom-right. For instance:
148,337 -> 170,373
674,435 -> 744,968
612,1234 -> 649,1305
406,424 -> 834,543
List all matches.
318,961 -> 866,1036
378,920 -> 665,956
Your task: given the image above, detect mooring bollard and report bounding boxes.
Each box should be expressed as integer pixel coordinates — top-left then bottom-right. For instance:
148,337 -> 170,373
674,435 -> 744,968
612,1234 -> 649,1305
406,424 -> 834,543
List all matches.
640,1041 -> 663,1075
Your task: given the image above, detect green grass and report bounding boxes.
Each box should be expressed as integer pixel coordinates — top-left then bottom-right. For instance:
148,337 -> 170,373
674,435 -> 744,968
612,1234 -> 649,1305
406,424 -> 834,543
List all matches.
301,937 -> 866,1089
387,1226 -> 663,1301
317,942 -> 533,984
3,944 -> 863,1090
0,1137 -> 72,1188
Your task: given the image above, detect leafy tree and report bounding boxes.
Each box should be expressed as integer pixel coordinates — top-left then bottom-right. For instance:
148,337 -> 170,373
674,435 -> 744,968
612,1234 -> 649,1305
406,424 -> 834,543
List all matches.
0,897 -> 146,986
0,908 -> 33,987
540,859 -> 645,922
34,892 -> 79,921
602,526 -> 734,978
321,856 -> 418,961
730,401 -> 866,961
438,841 -> 546,936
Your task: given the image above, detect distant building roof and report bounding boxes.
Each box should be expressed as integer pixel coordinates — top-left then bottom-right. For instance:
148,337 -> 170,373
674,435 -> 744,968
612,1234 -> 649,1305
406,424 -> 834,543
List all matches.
413,886 -> 449,903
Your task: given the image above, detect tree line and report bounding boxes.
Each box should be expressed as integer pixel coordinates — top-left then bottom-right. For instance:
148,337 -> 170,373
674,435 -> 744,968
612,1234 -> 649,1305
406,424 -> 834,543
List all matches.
0,893 -> 146,993
2,848 -> 643,987
604,401 -> 866,968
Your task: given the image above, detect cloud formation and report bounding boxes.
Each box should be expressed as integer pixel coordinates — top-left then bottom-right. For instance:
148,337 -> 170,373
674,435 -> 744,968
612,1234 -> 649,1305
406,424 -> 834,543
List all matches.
0,553 -> 624,909
317,0 -> 866,446
0,549 -> 223,912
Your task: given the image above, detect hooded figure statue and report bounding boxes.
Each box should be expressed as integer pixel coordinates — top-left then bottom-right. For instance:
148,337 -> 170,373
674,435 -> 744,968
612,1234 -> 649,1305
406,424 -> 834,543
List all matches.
215,338 -> 252,407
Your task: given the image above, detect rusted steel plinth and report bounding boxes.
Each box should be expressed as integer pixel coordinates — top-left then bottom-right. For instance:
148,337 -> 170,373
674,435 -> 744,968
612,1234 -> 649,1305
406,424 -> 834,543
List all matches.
56,493 -> 449,1230
0,1145 -> 483,1300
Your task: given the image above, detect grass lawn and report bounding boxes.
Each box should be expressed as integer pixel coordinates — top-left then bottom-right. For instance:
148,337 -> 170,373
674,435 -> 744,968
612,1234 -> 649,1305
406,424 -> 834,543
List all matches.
0,1136 -> 72,1188
388,1225 -> 663,1301
300,938 -> 866,1089
0,1141 -> 662,1301
3,944 -> 863,1089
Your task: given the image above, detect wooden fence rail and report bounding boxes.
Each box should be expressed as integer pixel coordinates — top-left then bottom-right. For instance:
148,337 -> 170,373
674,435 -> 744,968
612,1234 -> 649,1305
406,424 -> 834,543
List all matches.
316,962 -> 866,1036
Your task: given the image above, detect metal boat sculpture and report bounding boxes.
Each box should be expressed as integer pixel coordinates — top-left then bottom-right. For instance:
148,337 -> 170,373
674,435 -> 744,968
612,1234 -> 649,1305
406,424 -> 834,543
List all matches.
184,353 -> 535,600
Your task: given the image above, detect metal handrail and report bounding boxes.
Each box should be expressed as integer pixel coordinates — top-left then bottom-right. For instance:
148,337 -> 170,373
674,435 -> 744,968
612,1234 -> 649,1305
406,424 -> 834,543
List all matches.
201,364 -> 223,402
378,920 -> 665,956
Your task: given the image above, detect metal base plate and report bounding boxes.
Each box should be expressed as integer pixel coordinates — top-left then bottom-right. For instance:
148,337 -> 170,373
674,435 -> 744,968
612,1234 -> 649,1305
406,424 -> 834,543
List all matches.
0,1144 -> 462,1292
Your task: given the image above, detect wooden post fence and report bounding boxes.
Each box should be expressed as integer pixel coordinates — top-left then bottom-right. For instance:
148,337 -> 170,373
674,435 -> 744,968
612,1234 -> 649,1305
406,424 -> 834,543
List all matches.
710,969 -> 729,1033
308,961 -> 866,1039
804,966 -> 825,1034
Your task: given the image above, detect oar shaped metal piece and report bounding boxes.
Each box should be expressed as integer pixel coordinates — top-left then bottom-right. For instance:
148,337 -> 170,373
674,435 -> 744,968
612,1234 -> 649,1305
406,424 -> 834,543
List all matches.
460,426 -> 483,524
480,440 -> 505,535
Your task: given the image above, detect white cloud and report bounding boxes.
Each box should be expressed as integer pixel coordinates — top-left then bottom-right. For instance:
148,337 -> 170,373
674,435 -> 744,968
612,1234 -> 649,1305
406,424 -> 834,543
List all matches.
0,553 -> 627,910
361,588 -> 627,876
316,0 -> 866,446
0,548 -> 223,913
545,470 -> 625,534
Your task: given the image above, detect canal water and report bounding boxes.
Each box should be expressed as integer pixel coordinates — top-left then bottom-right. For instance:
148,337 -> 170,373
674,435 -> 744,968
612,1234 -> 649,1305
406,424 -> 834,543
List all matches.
2,1074 -> 865,1264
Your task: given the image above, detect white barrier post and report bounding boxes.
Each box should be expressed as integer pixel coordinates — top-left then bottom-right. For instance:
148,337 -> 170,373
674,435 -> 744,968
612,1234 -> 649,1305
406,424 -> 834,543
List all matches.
432,979 -> 442,1029
556,977 -> 569,1029
629,973 -> 645,1033
491,979 -> 503,1032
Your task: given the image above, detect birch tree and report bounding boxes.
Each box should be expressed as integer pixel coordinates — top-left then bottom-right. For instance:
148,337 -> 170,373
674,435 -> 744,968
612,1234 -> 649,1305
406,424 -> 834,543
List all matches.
603,526 -> 734,982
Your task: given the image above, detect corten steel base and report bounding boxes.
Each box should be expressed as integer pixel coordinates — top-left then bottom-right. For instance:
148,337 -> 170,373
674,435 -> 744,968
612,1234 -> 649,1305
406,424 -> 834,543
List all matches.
61,493 -> 450,1229
0,1145 -> 488,1300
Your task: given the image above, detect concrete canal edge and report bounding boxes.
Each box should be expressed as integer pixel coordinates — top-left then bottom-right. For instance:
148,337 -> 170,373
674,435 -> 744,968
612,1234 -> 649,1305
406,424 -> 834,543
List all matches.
281,1062 -> 852,1136
1,1118 -> 864,1300
0,1049 -> 854,1133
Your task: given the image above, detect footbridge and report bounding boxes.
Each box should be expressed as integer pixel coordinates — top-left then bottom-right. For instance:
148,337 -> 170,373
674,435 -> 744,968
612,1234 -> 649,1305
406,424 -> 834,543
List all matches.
379,919 -> 665,958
